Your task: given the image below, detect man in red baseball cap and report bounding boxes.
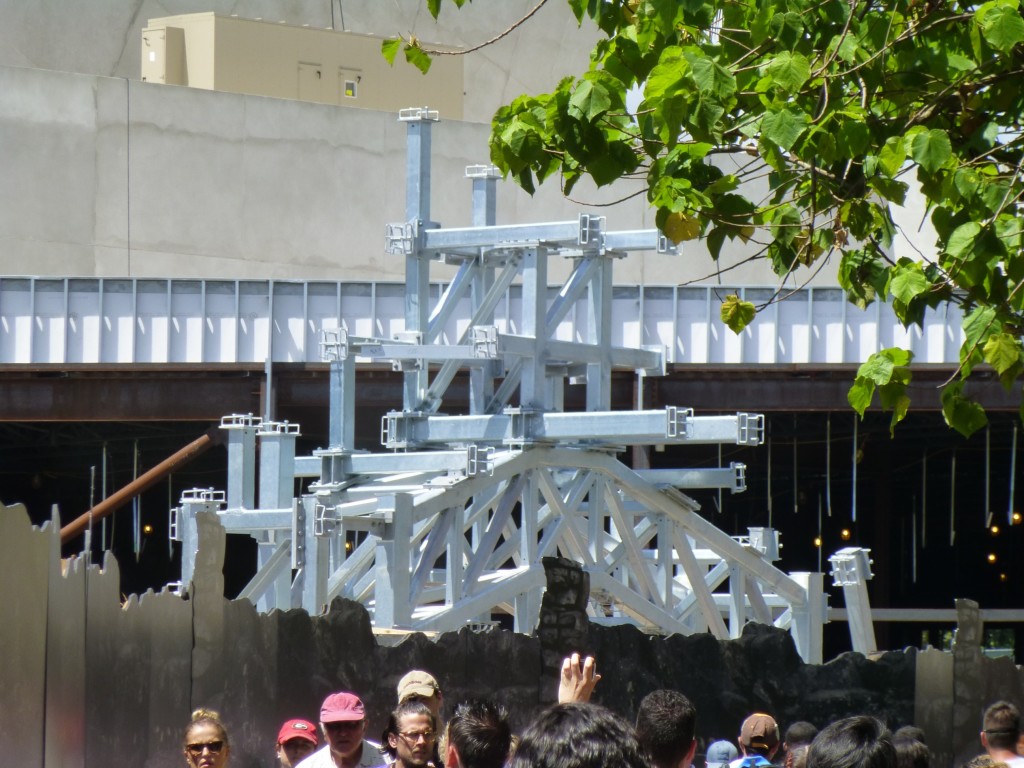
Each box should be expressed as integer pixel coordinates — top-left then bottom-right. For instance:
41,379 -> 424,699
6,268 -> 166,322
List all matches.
297,692 -> 382,768
277,719 -> 319,767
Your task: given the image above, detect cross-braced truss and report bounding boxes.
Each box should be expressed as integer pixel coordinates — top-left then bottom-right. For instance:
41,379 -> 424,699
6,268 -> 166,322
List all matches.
170,108 -> 831,662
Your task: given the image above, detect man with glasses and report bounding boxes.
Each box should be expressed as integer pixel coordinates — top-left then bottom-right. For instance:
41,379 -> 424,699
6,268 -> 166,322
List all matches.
297,692 -> 382,768
383,700 -> 438,768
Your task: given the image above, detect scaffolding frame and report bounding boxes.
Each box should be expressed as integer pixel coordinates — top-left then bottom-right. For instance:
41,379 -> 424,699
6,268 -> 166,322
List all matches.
171,108 -> 832,662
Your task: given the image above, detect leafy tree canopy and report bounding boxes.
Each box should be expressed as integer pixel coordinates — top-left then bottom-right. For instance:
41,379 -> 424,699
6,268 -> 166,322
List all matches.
386,0 -> 1024,437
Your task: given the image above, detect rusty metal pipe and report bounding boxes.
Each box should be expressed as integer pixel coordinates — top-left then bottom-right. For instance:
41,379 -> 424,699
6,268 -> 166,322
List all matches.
60,425 -> 223,545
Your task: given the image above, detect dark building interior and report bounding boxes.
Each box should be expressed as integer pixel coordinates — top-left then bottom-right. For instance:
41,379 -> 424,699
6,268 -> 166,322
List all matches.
3,363 -> 1021,661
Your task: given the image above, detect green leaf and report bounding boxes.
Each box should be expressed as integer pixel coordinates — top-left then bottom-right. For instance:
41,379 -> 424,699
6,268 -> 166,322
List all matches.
688,55 -> 737,100
889,261 -> 930,305
568,79 -> 612,122
761,108 -> 810,151
767,52 -> 810,94
769,11 -> 804,50
941,381 -> 988,438
381,38 -> 402,65
983,332 -> 1022,375
404,44 -> 433,74
910,129 -> 952,173
848,379 -> 875,417
849,348 -> 914,434
721,294 -> 756,333
427,0 -> 443,19
977,1 -> 1024,53
946,221 -> 982,259
876,136 -> 907,178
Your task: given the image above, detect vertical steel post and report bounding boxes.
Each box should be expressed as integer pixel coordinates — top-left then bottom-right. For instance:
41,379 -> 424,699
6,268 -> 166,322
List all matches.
586,255 -> 613,410
519,247 -> 547,408
402,109 -> 439,411
328,357 -> 355,450
375,494 -> 414,627
468,165 -> 499,415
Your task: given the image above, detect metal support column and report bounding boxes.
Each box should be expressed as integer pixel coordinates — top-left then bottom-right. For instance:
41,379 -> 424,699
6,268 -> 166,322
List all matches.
221,415 -> 259,510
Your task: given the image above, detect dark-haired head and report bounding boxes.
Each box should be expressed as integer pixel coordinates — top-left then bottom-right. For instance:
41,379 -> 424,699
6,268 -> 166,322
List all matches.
807,716 -> 895,768
786,723 -> 819,750
983,701 -> 1021,752
445,699 -> 512,768
894,736 -> 931,768
635,690 -> 697,768
509,703 -> 649,768
381,699 -> 436,760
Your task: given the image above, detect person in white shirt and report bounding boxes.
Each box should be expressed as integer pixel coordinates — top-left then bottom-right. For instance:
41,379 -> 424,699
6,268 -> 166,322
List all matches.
981,701 -> 1024,768
297,692 -> 383,768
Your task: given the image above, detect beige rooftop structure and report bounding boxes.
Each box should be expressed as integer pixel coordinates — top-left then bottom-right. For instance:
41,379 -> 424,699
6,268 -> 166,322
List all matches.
141,13 -> 464,117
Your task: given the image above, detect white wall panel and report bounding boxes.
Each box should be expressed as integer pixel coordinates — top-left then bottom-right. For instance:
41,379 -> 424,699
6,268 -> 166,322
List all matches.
0,278 -> 968,367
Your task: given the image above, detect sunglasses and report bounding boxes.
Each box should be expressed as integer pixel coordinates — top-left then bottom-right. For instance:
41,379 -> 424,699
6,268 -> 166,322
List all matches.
186,741 -> 225,756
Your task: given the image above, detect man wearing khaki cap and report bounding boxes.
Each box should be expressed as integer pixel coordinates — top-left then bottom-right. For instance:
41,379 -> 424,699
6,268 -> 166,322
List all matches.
397,670 -> 444,721
729,713 -> 781,768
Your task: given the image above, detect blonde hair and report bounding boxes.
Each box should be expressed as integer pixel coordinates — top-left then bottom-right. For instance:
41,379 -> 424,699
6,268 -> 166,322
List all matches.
185,708 -> 230,747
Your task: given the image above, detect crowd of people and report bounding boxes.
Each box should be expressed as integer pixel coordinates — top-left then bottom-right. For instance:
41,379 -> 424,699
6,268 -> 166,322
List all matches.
179,655 -> 1024,768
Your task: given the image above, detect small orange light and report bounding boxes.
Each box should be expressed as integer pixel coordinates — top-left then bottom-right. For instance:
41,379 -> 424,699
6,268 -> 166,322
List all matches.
1013,511 -> 1022,524
840,528 -> 851,541
987,553 -> 997,563
142,524 -> 154,535
813,537 -> 822,548
991,525 -> 1000,535
1000,573 -> 1009,582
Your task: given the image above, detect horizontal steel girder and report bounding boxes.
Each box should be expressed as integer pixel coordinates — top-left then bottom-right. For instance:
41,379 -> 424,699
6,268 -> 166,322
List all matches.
382,408 -> 765,449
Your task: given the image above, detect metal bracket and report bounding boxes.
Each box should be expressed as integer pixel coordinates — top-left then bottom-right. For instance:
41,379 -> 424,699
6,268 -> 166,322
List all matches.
465,164 -> 500,179
829,547 -> 874,586
220,413 -> 262,429
292,502 -> 306,569
466,445 -> 494,477
381,410 -> 427,450
471,326 -> 498,359
578,213 -> 605,246
385,220 -> 419,255
666,406 -> 693,439
737,413 -> 765,445
398,106 -> 440,122
259,420 -> 301,436
505,407 -> 539,447
731,462 -> 747,493
169,506 -> 181,542
314,503 -> 337,537
320,327 -> 349,362
657,233 -> 678,255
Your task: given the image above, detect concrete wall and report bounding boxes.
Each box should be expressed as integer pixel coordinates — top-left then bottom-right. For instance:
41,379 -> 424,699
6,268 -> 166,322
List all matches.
0,1 -> 849,287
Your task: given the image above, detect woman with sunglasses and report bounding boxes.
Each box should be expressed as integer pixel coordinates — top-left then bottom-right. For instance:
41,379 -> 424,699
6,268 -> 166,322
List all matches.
184,708 -> 231,768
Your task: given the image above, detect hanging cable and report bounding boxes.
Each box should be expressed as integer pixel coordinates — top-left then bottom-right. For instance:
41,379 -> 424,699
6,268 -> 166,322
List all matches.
767,429 -> 773,529
826,414 -> 832,517
985,426 -> 992,529
921,450 -> 927,549
132,440 -> 141,562
851,414 -> 858,522
1009,423 -> 1018,525
949,451 -> 956,546
792,415 -> 798,515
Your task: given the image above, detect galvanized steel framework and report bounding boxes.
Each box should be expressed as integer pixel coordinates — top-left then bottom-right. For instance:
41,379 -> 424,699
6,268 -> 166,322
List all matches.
169,109 -> 863,663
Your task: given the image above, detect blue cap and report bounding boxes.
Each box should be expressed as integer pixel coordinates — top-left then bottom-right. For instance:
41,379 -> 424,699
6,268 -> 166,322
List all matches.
706,740 -> 739,768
